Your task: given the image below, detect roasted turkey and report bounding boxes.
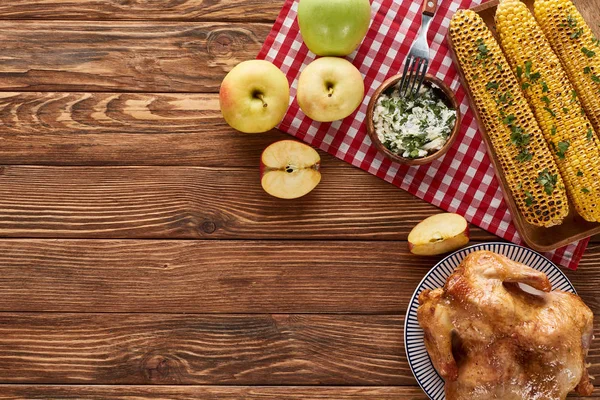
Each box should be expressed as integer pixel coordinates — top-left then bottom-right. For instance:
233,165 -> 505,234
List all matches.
417,250 -> 594,399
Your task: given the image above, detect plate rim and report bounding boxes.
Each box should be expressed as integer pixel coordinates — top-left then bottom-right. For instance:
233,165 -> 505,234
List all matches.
403,242 -> 576,400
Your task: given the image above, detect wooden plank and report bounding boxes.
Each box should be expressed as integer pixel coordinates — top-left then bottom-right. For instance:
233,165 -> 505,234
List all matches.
0,386 -> 426,400
0,239 -> 429,314
0,22 -> 269,93
0,165 -> 496,240
0,92 -> 339,167
0,386 -> 595,400
0,240 -> 598,314
0,92 -> 287,166
0,0 -> 283,22
0,0 -> 595,35
0,313 -> 598,387
0,313 -> 406,385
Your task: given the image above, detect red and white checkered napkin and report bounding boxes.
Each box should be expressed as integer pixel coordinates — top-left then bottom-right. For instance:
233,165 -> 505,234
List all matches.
257,0 -> 589,269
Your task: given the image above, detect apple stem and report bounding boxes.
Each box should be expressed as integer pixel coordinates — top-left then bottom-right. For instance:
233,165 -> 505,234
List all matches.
327,87 -> 334,98
256,93 -> 268,108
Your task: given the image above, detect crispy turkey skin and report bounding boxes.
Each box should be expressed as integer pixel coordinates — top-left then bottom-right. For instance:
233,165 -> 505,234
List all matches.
417,250 -> 594,399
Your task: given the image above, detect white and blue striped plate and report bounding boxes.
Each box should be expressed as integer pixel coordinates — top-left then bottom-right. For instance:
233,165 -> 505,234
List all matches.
404,242 -> 576,400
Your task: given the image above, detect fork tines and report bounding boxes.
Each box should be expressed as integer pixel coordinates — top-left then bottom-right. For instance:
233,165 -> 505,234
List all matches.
398,55 -> 429,98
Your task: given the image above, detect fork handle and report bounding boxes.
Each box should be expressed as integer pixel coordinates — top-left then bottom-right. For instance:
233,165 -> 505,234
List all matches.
423,0 -> 438,16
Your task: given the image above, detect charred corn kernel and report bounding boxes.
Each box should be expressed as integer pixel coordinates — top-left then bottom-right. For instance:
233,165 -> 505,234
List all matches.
496,0 -> 600,222
534,0 -> 600,138
449,9 -> 568,227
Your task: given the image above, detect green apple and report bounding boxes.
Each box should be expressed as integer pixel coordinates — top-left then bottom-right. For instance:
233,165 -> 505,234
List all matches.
297,57 -> 365,122
219,60 -> 290,133
297,0 -> 371,56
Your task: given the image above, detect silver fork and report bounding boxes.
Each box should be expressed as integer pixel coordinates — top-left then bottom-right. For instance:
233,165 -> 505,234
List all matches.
398,0 -> 439,97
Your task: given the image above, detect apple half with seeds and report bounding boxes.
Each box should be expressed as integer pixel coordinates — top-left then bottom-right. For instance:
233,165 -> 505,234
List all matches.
408,213 -> 470,256
261,140 -> 321,199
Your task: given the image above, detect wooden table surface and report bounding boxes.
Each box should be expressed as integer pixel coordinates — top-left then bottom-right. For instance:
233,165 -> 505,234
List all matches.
0,1 -> 598,399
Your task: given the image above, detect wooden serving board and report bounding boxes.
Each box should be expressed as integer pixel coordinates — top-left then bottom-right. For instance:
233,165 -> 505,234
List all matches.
447,0 -> 600,252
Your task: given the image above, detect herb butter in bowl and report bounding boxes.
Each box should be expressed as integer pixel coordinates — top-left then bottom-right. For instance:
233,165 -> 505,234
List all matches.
366,74 -> 461,165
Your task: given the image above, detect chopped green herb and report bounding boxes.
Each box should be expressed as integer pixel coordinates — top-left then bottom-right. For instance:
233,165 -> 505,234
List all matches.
510,126 -> 530,147
497,91 -> 513,105
577,170 -> 584,177
571,90 -> 578,100
472,73 -> 480,80
588,128 -> 594,140
486,81 -> 499,90
570,28 -> 584,39
373,84 -> 457,159
541,81 -> 549,93
537,169 -> 558,195
503,114 -> 516,126
557,140 -> 570,159
524,190 -> 536,207
563,107 -> 569,113
582,187 -> 590,194
541,95 -> 551,106
551,125 -> 557,136
592,74 -> 600,83
582,47 -> 596,58
496,63 -> 503,71
567,14 -> 577,28
584,66 -> 591,74
524,60 -> 533,78
516,148 -> 533,162
516,65 -> 523,79
476,38 -> 489,60
544,106 -> 556,117
522,82 -> 531,90
529,72 -> 541,82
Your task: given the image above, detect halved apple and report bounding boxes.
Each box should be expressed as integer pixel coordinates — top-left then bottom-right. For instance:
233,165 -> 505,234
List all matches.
260,140 -> 321,199
408,213 -> 470,256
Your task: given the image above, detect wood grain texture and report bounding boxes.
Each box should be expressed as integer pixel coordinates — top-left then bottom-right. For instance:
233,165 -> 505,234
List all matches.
0,313 -> 405,385
0,165 -> 496,240
0,386 -> 427,400
0,239 -> 436,314
0,0 -> 283,22
0,22 -> 269,93
0,386 -> 596,400
0,92 -> 285,166
0,92 -> 343,167
0,313 -> 597,388
0,240 -> 598,314
0,0 -> 595,30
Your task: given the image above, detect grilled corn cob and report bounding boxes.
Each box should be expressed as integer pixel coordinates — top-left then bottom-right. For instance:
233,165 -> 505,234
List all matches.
449,10 -> 568,227
534,0 -> 600,137
496,0 -> 600,222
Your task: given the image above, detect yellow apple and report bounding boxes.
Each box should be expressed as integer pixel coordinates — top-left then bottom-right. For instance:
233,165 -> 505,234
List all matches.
260,140 -> 321,199
408,213 -> 470,256
296,57 -> 364,122
219,60 -> 290,133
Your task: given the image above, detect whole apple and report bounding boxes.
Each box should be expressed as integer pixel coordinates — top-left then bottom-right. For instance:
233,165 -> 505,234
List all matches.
297,57 -> 365,122
298,0 -> 371,56
219,60 -> 290,133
